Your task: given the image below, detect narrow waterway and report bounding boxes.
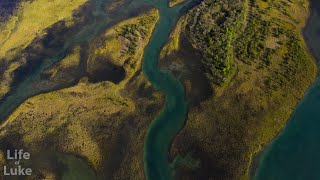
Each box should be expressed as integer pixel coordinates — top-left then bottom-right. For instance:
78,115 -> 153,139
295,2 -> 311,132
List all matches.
141,1 -> 200,179
254,0 -> 320,179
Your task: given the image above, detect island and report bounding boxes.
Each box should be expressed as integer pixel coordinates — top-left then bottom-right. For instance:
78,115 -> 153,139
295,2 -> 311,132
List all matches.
0,0 -> 319,179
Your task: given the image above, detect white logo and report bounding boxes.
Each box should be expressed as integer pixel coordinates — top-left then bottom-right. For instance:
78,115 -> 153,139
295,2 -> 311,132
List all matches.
3,149 -> 32,176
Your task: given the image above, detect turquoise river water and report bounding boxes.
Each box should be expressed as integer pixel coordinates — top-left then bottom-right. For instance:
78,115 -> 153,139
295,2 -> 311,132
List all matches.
141,0 -> 199,179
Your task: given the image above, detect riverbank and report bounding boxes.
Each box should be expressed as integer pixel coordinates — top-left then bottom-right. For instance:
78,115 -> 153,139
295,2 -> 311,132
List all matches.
303,0 -> 320,69
0,1 -> 165,179
252,0 -> 320,179
142,0 -> 202,179
158,0 -> 317,179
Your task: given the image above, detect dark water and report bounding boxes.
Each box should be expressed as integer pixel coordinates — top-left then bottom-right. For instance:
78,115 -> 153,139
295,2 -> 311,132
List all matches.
0,0 -> 20,21
254,1 -> 320,179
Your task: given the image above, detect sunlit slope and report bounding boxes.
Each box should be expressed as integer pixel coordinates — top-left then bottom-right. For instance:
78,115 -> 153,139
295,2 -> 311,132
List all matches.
88,9 -> 159,86
0,0 -> 88,100
0,10 -> 161,179
0,0 -> 88,59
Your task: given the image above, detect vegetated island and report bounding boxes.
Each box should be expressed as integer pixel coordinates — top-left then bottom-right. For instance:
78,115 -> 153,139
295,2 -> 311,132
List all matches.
160,0 -> 317,179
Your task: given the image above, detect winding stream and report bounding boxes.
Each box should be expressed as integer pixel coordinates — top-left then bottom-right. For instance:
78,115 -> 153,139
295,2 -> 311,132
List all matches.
141,1 -> 200,179
254,0 -> 320,179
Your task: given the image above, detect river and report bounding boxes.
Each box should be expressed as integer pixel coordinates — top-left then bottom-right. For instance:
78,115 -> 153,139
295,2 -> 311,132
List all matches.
0,0 -> 200,179
253,0 -> 320,179
142,1 -> 200,179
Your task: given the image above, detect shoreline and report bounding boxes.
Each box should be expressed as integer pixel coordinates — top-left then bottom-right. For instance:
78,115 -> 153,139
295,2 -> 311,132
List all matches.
142,0 -> 203,179
249,0 -> 320,178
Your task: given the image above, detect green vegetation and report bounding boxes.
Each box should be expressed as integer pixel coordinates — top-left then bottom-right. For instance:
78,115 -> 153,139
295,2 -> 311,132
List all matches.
169,0 -> 185,8
235,13 -> 271,64
0,10 -> 161,179
0,60 -> 20,99
185,0 -> 246,84
0,0 -> 88,100
0,0 -> 88,59
160,16 -> 185,59
171,153 -> 201,171
0,0 -> 316,179
161,0 -> 317,179
88,9 -> 159,84
41,46 -> 81,84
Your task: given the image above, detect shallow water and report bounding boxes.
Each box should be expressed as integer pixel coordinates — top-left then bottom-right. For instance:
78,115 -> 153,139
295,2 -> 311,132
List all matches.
254,1 -> 320,179
254,78 -> 320,179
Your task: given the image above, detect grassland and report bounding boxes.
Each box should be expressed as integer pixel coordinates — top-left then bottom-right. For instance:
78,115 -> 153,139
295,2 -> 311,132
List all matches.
0,0 -> 88,101
38,46 -> 82,87
88,9 -> 159,85
160,0 -> 317,179
0,0 -> 88,59
0,9 -> 161,179
169,0 -> 185,8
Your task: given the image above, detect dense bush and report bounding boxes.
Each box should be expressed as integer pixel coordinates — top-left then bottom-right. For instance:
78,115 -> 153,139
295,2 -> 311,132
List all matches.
185,0 -> 246,84
120,13 -> 158,55
267,30 -> 310,91
235,12 -> 271,64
